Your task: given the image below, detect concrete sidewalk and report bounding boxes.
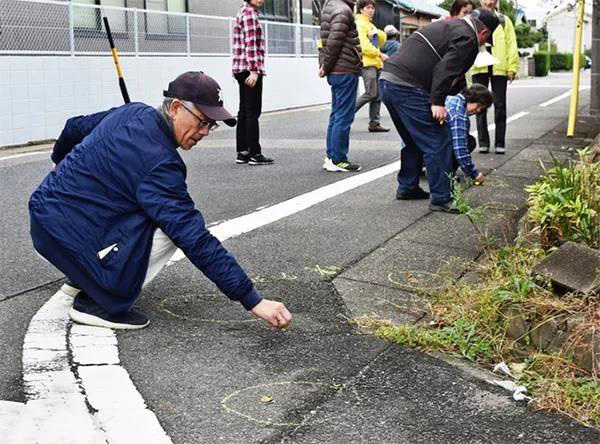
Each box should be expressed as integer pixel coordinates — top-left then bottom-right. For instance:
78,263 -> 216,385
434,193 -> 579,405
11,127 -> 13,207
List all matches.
313,114 -> 600,443
337,114 -> 600,327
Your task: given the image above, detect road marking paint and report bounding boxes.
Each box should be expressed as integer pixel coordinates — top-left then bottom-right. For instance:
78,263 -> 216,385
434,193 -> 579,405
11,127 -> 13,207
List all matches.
17,291 -> 106,444
19,290 -> 171,443
0,151 -> 51,162
0,401 -> 26,439
509,84 -> 572,88
168,161 -> 400,262
470,111 -> 529,138
539,86 -> 590,107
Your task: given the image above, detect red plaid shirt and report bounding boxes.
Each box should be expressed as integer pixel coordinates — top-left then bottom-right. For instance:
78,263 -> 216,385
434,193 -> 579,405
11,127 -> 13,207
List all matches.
232,3 -> 266,75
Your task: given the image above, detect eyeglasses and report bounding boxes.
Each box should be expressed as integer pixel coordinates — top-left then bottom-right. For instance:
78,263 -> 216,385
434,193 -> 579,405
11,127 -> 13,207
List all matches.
180,102 -> 219,132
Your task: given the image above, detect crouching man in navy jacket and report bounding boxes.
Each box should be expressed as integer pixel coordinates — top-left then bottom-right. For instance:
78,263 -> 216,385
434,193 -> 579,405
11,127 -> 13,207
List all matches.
29,71 -> 292,331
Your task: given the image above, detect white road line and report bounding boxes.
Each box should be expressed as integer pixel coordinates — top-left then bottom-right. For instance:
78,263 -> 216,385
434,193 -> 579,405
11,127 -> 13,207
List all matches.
505,111 -> 530,123
509,85 -> 571,88
539,86 -> 590,107
0,151 -> 51,162
470,111 -> 529,139
168,161 -> 400,263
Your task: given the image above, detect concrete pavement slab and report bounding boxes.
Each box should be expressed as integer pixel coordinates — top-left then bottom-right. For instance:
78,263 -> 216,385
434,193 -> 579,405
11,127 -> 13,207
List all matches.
493,158 -> 547,179
339,239 -> 477,291
333,278 -> 428,326
283,345 -> 600,444
464,175 -> 532,211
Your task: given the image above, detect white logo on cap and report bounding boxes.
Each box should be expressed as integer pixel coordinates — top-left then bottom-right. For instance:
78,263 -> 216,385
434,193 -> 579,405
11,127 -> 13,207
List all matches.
217,88 -> 224,104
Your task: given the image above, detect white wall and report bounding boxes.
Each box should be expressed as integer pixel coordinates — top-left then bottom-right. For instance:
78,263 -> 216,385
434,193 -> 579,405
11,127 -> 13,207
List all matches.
547,12 -> 592,53
0,56 -> 329,147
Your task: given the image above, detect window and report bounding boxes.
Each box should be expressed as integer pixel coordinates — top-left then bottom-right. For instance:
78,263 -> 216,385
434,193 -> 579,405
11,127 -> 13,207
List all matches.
71,0 -> 127,31
262,0 -> 292,22
144,0 -> 187,35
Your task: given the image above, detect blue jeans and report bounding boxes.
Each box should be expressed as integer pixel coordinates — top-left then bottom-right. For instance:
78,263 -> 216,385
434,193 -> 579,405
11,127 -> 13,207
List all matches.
380,80 -> 454,205
326,73 -> 359,163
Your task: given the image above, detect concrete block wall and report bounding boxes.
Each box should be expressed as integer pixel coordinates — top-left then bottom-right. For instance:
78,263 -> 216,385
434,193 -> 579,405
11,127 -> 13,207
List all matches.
0,55 -> 329,147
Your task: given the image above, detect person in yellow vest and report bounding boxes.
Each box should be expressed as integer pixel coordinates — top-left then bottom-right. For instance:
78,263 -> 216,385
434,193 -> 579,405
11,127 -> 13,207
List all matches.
470,0 -> 518,154
355,0 -> 390,132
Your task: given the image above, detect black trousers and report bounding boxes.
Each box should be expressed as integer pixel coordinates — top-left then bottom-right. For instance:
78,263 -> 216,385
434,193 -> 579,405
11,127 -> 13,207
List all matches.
235,71 -> 263,156
472,70 -> 508,148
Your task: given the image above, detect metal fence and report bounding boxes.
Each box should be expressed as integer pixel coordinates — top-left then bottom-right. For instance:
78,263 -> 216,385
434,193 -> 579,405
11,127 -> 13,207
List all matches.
0,0 -> 320,57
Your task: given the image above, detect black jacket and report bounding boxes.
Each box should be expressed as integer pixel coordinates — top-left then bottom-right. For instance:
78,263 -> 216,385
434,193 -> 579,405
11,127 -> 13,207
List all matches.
383,19 -> 479,105
319,0 -> 362,74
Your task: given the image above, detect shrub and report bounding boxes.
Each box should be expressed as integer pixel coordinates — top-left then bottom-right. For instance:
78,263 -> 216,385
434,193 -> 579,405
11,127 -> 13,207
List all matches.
550,52 -> 571,70
549,52 -> 586,71
534,51 -> 550,76
526,149 -> 600,248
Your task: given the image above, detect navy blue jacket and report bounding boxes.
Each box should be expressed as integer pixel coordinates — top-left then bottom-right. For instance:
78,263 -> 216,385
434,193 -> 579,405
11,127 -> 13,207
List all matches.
30,103 -> 261,314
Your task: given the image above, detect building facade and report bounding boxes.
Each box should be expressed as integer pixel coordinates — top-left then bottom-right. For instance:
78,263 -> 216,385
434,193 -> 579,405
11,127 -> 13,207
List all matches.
0,0 -> 326,147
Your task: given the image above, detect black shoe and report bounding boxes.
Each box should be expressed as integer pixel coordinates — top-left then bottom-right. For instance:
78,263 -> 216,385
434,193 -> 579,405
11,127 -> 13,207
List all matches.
396,187 -> 430,200
236,152 -> 250,164
368,124 -> 391,133
249,154 -> 274,165
429,201 -> 460,214
69,292 -> 149,330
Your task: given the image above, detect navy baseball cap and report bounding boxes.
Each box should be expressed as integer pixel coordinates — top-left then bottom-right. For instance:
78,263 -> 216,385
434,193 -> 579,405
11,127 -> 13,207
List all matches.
164,71 -> 236,127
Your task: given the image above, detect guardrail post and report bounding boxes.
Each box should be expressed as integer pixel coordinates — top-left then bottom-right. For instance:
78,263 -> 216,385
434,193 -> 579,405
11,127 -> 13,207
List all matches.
295,24 -> 301,57
68,2 -> 75,56
264,21 -> 269,56
186,14 -> 191,57
133,8 -> 139,56
229,18 -> 234,57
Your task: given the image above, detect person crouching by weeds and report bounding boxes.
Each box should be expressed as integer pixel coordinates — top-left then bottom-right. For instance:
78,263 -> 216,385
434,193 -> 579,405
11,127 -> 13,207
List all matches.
446,84 -> 494,185
29,71 -> 291,331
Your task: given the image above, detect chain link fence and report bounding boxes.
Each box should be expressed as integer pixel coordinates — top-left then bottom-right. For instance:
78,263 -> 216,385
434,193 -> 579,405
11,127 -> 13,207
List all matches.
1,0 -> 319,57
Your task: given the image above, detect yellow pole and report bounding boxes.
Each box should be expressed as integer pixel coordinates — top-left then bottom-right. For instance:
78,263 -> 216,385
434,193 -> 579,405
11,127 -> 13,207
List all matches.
567,0 -> 586,137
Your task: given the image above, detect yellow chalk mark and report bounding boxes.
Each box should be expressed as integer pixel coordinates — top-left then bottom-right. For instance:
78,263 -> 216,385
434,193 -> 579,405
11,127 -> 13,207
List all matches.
482,202 -> 520,212
279,272 -> 298,281
482,177 -> 508,188
304,264 -> 341,277
387,270 -> 444,291
221,381 -> 330,427
251,275 -> 269,283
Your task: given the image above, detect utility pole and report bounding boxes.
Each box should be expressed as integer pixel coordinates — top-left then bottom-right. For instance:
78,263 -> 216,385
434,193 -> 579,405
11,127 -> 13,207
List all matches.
591,0 -> 600,114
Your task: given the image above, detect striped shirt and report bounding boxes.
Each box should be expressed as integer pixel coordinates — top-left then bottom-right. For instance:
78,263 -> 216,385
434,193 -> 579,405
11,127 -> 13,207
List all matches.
232,3 -> 266,75
446,94 -> 478,179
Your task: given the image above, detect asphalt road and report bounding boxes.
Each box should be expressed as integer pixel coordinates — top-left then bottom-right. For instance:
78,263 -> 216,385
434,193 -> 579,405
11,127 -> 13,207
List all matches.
1,72 -> 598,443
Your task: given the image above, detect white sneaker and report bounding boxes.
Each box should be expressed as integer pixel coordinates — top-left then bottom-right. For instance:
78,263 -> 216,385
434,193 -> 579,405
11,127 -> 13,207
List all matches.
322,157 -> 332,170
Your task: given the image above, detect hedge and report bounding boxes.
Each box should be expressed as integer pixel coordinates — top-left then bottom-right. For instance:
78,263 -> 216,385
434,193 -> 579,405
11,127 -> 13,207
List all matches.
534,51 -> 550,76
550,52 -> 571,70
549,52 -> 586,71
